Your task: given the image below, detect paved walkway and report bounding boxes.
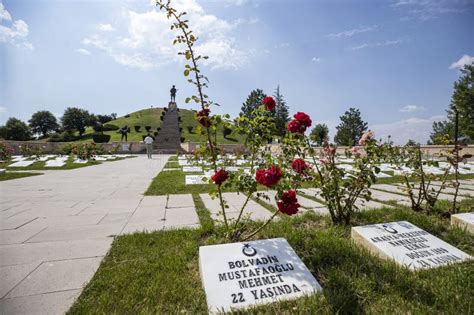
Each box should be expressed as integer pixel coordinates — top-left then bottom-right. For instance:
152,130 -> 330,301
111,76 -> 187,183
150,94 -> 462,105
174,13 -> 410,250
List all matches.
0,155 -> 172,314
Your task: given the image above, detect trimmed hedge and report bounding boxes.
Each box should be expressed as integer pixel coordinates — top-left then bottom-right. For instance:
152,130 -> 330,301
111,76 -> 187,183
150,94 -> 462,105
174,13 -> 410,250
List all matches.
92,133 -> 111,143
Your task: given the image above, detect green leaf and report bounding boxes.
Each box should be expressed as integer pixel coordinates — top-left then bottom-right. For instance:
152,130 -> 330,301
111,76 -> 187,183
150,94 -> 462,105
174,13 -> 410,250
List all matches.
184,69 -> 190,77
185,97 -> 191,104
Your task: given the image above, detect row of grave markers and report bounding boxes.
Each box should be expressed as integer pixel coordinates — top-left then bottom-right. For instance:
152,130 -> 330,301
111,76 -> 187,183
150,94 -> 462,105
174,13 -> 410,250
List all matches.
199,217 -> 473,313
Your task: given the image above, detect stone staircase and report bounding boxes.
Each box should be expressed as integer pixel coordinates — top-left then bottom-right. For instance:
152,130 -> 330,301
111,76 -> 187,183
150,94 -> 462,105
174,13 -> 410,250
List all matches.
154,102 -> 184,154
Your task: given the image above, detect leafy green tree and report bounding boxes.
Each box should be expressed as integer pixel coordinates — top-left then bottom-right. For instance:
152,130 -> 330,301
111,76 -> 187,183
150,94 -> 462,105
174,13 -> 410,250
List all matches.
430,64 -> 474,144
96,114 -> 114,124
61,107 -> 95,136
0,117 -> 32,140
240,89 -> 266,120
447,64 -> 474,142
406,139 -> 418,146
28,110 -> 59,137
334,108 -> 368,146
428,120 -> 454,144
273,85 -> 290,137
310,123 -> 329,146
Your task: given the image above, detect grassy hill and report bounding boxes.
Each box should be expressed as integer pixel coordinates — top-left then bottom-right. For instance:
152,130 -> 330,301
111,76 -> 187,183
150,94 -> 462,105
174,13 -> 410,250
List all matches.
80,108 -> 165,142
69,107 -> 245,144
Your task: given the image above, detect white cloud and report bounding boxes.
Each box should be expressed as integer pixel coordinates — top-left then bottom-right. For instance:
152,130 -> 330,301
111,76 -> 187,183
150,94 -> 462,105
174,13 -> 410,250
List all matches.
0,3 -> 11,21
82,0 -> 248,71
76,48 -> 91,55
0,106 -> 6,113
449,54 -> 474,70
371,115 -> 445,144
311,57 -> 321,62
0,4 -> 33,50
326,25 -> 378,38
351,39 -> 404,50
399,105 -> 425,112
392,0 -> 467,21
97,23 -> 114,31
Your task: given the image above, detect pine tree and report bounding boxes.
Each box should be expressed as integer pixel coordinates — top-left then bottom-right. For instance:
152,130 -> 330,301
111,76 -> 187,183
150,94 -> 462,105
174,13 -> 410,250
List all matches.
334,108 -> 368,146
273,85 -> 290,137
240,89 -> 266,120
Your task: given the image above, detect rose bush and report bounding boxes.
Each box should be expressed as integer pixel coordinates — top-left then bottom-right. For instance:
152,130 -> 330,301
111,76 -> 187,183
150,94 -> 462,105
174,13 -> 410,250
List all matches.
158,1 -> 306,240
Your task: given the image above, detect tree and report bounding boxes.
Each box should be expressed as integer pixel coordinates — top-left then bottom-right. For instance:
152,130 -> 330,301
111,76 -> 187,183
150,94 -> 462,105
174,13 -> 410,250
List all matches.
240,89 -> 266,120
406,139 -> 418,146
96,114 -> 114,124
447,64 -> 474,142
273,85 -> 290,137
334,108 -> 368,146
61,107 -> 95,136
28,111 -> 59,137
310,123 -> 329,146
0,117 -> 32,140
428,120 -> 454,144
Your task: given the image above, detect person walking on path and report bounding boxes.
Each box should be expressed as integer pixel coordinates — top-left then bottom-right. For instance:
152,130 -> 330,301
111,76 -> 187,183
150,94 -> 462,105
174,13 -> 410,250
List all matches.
144,134 -> 154,159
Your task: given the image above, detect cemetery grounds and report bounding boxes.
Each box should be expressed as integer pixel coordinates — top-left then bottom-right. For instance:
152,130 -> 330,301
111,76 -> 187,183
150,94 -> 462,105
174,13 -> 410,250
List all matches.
66,154 -> 474,314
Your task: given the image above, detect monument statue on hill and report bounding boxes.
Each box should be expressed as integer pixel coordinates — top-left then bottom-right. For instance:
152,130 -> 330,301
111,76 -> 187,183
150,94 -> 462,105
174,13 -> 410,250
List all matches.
170,85 -> 177,102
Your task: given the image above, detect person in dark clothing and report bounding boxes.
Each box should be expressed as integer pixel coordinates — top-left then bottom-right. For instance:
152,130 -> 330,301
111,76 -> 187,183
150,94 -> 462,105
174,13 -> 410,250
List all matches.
119,125 -> 128,142
170,85 -> 177,102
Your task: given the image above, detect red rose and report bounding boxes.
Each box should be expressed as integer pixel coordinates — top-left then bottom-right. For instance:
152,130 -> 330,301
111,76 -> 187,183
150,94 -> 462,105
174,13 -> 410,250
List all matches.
197,108 -> 211,128
255,165 -> 282,187
291,158 -> 309,174
211,169 -> 229,186
262,96 -> 276,111
287,112 -> 312,134
277,190 -> 300,216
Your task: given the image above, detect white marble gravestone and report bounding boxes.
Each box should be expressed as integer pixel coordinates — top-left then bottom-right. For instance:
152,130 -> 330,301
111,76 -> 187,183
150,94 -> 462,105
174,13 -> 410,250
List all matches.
199,238 -> 322,313
185,175 -> 207,185
183,166 -> 203,172
451,213 -> 474,234
351,221 -> 472,270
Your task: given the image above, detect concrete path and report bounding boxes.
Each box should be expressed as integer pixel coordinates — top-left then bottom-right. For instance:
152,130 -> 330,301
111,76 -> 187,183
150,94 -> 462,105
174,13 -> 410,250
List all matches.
0,155 -> 172,315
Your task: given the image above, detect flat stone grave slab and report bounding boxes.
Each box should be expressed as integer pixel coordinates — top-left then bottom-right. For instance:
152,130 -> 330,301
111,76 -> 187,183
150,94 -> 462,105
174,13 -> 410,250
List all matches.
369,189 -> 412,206
199,238 -> 322,313
178,160 -> 191,166
185,175 -> 207,185
0,169 -> 5,175
183,166 -> 203,172
73,158 -> 88,164
45,157 -> 67,167
8,160 -> 35,167
451,212 -> 474,234
351,221 -> 472,270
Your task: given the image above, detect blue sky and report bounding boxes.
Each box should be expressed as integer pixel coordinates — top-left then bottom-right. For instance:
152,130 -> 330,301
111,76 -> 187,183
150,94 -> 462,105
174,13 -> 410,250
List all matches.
1,0 -> 473,144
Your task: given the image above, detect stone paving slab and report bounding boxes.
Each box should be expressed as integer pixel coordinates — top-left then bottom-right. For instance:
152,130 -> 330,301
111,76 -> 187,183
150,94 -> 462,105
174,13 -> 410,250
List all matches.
6,257 -> 102,298
0,239 -> 113,267
0,155 -> 171,313
0,262 -> 41,298
0,289 -> 82,315
167,194 -> 194,208
200,193 -> 272,222
373,183 -> 467,202
427,182 -> 474,196
368,189 -> 412,206
26,223 -> 124,243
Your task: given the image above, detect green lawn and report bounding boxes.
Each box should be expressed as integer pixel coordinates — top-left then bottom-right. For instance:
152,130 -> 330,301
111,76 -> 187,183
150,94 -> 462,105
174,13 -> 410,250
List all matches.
0,171 -> 42,181
145,163 -> 474,196
68,201 -> 473,314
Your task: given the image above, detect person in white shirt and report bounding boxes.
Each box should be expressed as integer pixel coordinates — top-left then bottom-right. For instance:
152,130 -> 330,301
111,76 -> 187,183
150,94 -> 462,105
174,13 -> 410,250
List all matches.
144,134 -> 154,159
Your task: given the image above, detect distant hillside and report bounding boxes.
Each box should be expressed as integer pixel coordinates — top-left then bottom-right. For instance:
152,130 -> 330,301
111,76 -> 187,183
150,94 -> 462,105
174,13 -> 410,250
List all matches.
76,107 -> 245,144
